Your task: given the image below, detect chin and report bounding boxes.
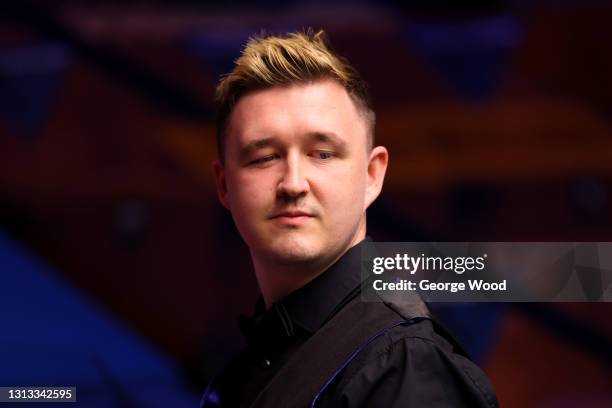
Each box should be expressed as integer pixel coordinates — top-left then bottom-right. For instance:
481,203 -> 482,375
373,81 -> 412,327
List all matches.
265,236 -> 322,265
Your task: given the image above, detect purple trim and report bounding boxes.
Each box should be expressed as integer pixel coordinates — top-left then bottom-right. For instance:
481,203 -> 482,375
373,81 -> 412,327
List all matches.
311,318 -> 427,407
200,373 -> 220,407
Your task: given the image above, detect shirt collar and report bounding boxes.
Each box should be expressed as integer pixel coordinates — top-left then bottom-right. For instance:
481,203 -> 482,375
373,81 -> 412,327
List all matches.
239,237 -> 370,349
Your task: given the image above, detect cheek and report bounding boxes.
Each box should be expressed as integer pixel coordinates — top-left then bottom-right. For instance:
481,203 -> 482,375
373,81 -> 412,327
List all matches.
226,171 -> 274,213
317,164 -> 367,213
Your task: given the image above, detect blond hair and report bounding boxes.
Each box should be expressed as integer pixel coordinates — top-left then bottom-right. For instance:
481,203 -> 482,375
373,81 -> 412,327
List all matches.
215,28 -> 375,161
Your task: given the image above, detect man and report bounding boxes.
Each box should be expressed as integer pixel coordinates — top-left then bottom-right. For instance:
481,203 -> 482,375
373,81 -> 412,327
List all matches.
203,29 -> 499,407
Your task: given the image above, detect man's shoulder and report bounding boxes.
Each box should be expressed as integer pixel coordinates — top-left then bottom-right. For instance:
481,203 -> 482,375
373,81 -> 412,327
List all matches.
338,317 -> 465,377
326,307 -> 500,407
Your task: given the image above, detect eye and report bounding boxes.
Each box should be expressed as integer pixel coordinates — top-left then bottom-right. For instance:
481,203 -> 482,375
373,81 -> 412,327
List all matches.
313,151 -> 336,160
249,154 -> 279,166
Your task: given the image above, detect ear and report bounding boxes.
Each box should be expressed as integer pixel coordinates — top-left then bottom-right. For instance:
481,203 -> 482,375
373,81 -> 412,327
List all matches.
364,146 -> 388,210
213,159 -> 231,210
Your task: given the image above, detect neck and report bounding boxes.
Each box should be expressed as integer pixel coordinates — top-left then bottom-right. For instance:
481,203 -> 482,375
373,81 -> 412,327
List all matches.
252,226 -> 366,309
253,258 -> 329,309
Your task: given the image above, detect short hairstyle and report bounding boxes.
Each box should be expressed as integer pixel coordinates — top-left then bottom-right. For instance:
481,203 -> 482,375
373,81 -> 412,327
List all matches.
214,28 -> 375,162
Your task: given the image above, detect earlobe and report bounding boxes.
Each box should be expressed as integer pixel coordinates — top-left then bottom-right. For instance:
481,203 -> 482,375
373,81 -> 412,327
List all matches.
364,146 -> 389,210
213,160 -> 231,210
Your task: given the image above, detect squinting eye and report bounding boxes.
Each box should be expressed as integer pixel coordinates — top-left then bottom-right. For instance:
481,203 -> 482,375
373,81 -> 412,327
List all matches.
316,151 -> 335,160
250,155 -> 278,165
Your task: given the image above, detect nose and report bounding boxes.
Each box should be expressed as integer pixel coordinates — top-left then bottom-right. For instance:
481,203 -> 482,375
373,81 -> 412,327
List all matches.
277,152 -> 310,200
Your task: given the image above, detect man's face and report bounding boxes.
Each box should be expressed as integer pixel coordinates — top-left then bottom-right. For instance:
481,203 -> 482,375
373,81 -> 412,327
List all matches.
214,79 -> 387,268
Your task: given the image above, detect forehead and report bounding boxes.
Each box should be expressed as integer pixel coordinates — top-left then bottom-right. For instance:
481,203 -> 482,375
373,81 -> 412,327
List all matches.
225,79 -> 367,150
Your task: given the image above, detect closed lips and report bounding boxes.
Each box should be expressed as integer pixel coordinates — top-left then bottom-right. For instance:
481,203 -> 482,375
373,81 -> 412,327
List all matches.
273,211 -> 312,218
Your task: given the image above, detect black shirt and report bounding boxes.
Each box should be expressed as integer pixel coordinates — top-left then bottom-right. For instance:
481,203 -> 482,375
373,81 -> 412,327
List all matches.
202,239 -> 499,407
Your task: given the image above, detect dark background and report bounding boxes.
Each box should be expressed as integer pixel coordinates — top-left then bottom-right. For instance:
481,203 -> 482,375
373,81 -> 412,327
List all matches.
1,0 -> 611,406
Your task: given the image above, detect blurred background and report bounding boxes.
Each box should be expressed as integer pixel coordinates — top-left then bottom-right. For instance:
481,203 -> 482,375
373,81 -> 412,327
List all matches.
1,0 -> 612,407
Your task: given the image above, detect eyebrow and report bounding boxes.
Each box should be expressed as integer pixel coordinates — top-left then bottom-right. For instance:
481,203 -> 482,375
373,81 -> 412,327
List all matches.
238,137 -> 276,161
308,132 -> 347,152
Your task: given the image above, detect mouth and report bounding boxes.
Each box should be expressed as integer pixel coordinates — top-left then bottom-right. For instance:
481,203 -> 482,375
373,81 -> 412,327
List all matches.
270,211 -> 315,226
272,211 -> 312,218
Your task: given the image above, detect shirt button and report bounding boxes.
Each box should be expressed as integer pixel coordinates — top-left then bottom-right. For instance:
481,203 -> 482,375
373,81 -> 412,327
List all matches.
261,359 -> 271,368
